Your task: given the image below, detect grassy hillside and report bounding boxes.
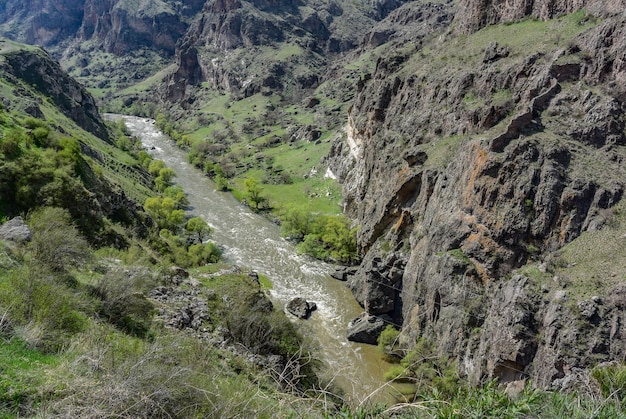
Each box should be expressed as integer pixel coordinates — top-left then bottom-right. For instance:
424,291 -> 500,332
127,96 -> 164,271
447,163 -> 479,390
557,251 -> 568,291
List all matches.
0,40 -> 335,417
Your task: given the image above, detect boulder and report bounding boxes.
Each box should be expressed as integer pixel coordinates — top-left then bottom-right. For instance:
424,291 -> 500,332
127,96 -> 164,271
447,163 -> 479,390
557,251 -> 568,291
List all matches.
483,41 -> 509,63
286,297 -> 317,319
0,217 -> 32,243
330,266 -> 357,281
346,312 -> 391,344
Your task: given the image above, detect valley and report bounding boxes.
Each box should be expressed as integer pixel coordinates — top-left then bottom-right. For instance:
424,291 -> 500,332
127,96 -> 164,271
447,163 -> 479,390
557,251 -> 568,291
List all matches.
1,0 -> 626,417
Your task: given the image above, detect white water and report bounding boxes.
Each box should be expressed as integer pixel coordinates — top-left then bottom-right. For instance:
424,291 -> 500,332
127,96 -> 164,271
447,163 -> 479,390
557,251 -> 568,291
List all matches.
107,115 -> 396,404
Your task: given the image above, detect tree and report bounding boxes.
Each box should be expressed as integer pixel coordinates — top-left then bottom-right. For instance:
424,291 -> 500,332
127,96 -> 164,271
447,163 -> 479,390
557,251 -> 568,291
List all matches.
144,196 -> 185,232
280,206 -> 312,241
148,159 -> 167,177
244,177 -> 267,210
163,185 -> 189,207
185,217 -> 212,243
215,174 -> 229,191
154,167 -> 176,192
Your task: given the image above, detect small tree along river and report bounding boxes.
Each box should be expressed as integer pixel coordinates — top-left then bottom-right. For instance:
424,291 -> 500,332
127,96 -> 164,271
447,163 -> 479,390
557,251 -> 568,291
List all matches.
110,115 -> 396,404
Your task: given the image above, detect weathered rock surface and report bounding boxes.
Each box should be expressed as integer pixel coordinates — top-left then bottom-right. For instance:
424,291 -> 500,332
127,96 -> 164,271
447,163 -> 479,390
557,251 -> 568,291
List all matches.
0,0 -> 203,55
346,312 -> 392,344
456,0 -> 626,34
0,217 -> 32,243
328,4 -> 626,389
285,297 -> 317,319
330,266 -> 358,281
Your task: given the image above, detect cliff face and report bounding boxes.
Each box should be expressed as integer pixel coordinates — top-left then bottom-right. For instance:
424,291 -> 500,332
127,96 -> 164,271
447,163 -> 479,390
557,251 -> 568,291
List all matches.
328,2 -> 626,388
456,0 -> 626,33
0,0 -> 85,46
80,0 -> 190,55
163,0 -> 390,101
0,0 -> 202,55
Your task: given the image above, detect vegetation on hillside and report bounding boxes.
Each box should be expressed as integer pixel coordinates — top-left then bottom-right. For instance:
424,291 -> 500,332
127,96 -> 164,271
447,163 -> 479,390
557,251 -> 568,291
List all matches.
364,325 -> 626,418
0,53 -> 335,416
0,211 -> 335,417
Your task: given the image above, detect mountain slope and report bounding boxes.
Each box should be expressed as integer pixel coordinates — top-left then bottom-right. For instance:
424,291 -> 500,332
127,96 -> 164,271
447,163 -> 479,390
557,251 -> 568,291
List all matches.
0,37 -> 151,244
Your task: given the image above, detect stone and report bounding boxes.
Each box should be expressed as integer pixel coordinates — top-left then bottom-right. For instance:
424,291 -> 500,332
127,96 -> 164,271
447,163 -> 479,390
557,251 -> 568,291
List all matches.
577,300 -> 598,319
346,312 -> 391,344
483,41 -> 509,63
285,297 -> 317,319
167,266 -> 189,286
330,266 -> 357,281
0,217 -> 32,243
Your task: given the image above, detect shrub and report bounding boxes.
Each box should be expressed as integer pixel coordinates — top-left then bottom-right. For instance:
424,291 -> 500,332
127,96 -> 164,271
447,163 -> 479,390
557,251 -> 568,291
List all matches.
144,196 -> 185,233
27,207 -> 91,272
378,325 -> 401,357
0,264 -> 88,351
215,174 -> 230,191
296,215 -> 358,264
91,269 -> 156,338
280,206 -> 312,241
0,129 -> 24,158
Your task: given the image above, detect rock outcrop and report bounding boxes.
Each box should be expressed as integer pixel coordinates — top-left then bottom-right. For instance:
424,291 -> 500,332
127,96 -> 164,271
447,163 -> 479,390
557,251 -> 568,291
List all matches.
0,0 -> 204,55
347,312 -> 392,344
0,217 -> 32,243
0,0 -> 85,46
328,3 -> 626,388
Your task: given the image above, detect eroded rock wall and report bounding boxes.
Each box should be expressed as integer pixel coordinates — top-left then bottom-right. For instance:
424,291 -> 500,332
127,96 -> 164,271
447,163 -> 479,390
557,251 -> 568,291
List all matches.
329,3 -> 626,387
456,0 -> 626,33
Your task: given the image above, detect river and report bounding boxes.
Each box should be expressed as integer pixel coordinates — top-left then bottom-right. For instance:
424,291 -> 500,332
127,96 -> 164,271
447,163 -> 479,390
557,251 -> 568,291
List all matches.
106,114 -> 397,405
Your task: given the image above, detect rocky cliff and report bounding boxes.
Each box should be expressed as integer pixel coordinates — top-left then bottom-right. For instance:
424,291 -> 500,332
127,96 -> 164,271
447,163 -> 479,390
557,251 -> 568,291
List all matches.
0,0 -> 203,55
457,0 -> 626,33
328,1 -> 626,389
163,0 -> 394,102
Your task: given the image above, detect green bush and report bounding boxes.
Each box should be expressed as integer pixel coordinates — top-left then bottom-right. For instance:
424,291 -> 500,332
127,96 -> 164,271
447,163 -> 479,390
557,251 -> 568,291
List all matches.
91,269 -> 156,338
27,207 -> 91,272
377,325 -> 400,357
185,216 -> 212,243
280,206 -> 312,241
0,264 -> 89,351
215,174 -> 230,191
297,215 -> 358,264
0,128 -> 24,158
144,196 -> 185,233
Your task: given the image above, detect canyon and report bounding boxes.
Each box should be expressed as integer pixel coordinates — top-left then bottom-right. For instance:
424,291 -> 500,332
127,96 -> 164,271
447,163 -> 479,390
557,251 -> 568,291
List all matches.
2,0 -> 626,401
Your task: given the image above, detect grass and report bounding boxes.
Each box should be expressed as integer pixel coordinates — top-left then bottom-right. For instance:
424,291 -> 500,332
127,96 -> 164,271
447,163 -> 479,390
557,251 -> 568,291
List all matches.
552,201 -> 626,300
0,338 -> 58,415
423,135 -> 466,169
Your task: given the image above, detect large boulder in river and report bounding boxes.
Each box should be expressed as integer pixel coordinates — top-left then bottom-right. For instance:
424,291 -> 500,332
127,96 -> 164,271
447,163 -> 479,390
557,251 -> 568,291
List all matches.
347,312 -> 391,344
286,297 -> 317,319
330,266 -> 357,281
0,217 -> 32,243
